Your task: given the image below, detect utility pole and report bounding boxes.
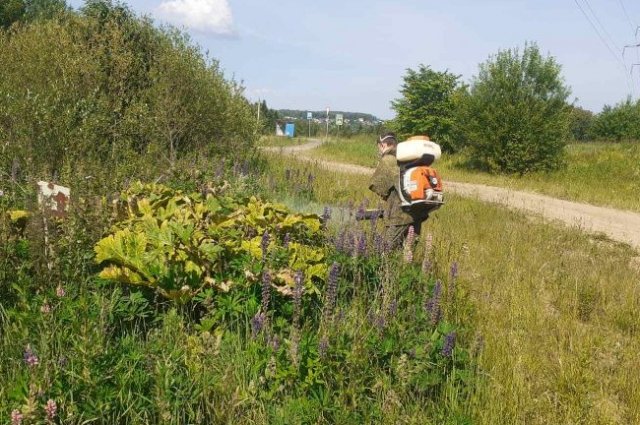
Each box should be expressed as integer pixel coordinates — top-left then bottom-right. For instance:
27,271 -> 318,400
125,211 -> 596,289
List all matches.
256,98 -> 261,123
325,107 -> 330,142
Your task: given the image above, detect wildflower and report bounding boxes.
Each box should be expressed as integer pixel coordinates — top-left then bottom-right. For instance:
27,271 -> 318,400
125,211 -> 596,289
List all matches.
334,229 -> 346,252
11,410 -> 23,425
251,312 -> 266,337
260,230 -> 270,261
424,280 -> 442,325
40,302 -> 51,314
269,334 -> 281,351
374,314 -> 386,331
260,271 -> 272,312
44,399 -> 57,420
403,225 -> 415,263
421,233 -> 434,273
318,336 -> 329,358
450,261 -> 459,280
321,206 -> 331,229
56,285 -> 66,297
322,263 -> 340,324
356,232 -> 367,258
442,332 -> 456,357
355,203 -> 366,220
388,299 -> 398,318
283,232 -> 291,249
343,231 -> 354,255
373,233 -> 383,255
23,346 -> 39,367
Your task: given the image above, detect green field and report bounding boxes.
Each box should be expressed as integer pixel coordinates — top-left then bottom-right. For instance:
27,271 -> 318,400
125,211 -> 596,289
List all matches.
311,136 -> 640,212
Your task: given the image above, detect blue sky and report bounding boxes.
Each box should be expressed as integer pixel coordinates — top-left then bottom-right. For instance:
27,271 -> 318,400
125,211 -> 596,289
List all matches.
69,0 -> 640,119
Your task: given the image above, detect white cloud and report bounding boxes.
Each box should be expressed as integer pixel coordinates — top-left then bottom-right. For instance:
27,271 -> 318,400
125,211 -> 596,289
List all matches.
157,0 -> 234,35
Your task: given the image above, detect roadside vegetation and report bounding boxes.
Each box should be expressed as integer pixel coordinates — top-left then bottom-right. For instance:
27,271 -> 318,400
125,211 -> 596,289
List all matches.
2,1 -> 640,424
260,158 -> 640,424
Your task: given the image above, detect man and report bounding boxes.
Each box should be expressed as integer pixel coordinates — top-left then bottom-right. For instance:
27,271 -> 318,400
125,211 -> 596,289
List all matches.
369,132 -> 429,249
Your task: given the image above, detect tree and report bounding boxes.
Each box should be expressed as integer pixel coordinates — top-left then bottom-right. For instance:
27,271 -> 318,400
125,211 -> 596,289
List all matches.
460,43 -> 571,174
568,106 -> 594,142
390,65 -> 463,152
0,0 -> 68,28
590,98 -> 640,141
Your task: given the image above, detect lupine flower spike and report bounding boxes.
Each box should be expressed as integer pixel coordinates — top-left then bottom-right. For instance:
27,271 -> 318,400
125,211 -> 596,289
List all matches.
403,225 -> 416,263
45,399 -> 57,420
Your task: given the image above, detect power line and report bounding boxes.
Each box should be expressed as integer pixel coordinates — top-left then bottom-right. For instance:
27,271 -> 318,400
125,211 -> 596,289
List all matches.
583,0 -> 622,55
573,0 -> 634,94
618,0 -> 636,32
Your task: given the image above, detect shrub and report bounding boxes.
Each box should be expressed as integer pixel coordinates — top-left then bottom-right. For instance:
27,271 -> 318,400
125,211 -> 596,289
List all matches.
460,43 -> 571,174
591,98 -> 640,141
390,65 -> 464,152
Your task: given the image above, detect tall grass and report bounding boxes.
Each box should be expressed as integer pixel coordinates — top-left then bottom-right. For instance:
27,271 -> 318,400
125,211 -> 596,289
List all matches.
262,158 -> 640,424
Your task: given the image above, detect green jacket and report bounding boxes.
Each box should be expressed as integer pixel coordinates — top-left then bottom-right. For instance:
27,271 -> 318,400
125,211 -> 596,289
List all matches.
368,151 -> 415,226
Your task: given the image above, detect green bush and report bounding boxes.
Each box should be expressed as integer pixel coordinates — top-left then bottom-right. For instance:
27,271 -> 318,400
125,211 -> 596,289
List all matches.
460,43 -> 571,174
0,1 -> 258,181
591,98 -> 640,141
390,65 -> 464,152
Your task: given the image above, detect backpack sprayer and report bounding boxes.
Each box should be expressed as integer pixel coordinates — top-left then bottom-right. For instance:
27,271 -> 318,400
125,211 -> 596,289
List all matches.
358,135 -> 444,220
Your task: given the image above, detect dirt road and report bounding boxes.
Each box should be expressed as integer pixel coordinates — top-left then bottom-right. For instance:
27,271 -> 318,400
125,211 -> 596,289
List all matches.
264,140 -> 640,250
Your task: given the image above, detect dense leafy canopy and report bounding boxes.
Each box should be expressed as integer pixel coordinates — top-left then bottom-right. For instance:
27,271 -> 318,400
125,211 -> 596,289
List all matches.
459,43 -> 571,174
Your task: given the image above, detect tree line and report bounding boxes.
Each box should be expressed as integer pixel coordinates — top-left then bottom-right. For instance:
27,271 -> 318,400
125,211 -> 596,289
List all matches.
389,43 -> 640,174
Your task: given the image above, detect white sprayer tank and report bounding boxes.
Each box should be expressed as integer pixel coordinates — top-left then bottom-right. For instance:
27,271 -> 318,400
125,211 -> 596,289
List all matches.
396,136 -> 442,164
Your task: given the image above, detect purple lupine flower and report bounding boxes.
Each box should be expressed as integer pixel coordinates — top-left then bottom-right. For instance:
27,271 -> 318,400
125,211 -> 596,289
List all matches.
251,312 -> 266,337
23,346 -> 39,367
261,271 -> 272,312
334,230 -> 346,253
355,203 -> 366,221
269,335 -> 281,351
450,262 -> 459,280
424,280 -> 442,325
11,410 -> 23,425
373,233 -> 383,255
343,232 -> 354,255
322,263 -> 340,324
442,332 -> 456,357
56,286 -> 66,297
403,225 -> 416,263
45,399 -> 57,420
283,233 -> 291,249
356,232 -> 367,258
260,230 -> 270,261
449,261 -> 459,301
388,299 -> 398,318
318,336 -> 329,358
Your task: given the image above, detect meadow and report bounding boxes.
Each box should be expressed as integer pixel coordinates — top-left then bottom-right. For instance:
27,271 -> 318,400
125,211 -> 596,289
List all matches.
310,136 -> 640,212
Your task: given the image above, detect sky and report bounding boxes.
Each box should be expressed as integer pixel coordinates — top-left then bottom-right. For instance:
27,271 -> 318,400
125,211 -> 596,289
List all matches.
68,0 -> 640,119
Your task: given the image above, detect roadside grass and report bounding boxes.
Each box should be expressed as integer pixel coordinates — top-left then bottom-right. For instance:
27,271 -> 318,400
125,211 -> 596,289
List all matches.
257,135 -> 310,147
310,138 -> 640,212
263,156 -> 640,424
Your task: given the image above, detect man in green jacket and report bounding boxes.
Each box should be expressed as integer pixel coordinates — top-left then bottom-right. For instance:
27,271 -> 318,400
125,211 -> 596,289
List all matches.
369,132 -> 429,249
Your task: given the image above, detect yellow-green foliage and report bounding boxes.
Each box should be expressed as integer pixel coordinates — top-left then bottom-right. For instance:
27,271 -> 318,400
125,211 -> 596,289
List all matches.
95,182 -> 327,301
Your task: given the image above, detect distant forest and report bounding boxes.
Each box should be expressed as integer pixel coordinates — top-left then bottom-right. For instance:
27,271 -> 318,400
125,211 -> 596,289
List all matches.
278,109 -> 379,122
